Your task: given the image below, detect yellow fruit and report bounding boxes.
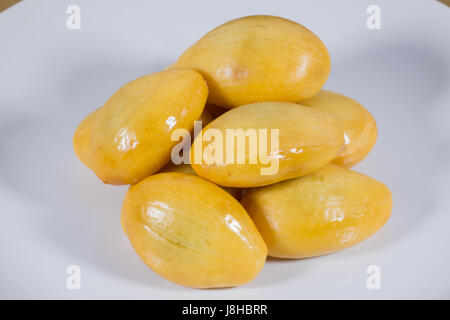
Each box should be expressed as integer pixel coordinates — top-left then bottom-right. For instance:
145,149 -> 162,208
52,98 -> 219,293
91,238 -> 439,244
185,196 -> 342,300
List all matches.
73,107 -> 101,169
159,162 -> 242,199
121,172 -> 267,288
190,102 -> 344,188
301,90 -> 377,167
73,108 -> 212,171
241,164 -> 392,258
73,69 -> 208,185
159,162 -> 198,175
171,15 -> 331,108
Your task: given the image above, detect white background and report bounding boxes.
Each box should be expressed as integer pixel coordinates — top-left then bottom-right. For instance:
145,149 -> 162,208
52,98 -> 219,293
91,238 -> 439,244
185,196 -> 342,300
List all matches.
0,0 -> 449,299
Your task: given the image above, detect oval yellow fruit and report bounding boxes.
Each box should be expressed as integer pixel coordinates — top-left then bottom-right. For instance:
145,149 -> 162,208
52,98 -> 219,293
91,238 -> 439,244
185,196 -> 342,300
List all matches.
172,15 -> 331,108
301,90 -> 377,167
241,164 -> 392,258
73,69 -> 208,185
159,162 -> 242,199
190,102 -> 344,188
121,172 -> 267,288
73,108 -> 212,172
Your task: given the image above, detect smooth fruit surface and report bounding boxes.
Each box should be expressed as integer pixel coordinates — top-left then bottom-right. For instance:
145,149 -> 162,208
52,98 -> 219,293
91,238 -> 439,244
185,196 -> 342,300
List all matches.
241,164 -> 392,258
191,102 -> 344,187
73,108 -> 212,172
301,90 -> 377,167
159,162 -> 242,199
73,107 -> 101,169
121,172 -> 267,288
73,69 -> 208,185
171,15 -> 331,108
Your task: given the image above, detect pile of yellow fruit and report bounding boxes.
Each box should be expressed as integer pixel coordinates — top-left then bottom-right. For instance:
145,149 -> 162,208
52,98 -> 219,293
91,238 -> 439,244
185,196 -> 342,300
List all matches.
73,15 -> 392,289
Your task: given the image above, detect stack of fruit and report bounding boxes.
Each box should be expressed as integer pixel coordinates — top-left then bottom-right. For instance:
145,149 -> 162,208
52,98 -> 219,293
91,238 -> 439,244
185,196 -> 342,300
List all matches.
73,15 -> 392,288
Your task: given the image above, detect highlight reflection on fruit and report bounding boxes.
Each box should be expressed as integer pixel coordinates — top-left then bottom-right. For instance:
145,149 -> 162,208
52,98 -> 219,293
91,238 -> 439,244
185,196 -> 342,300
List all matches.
121,172 -> 267,288
73,15 -> 392,289
241,164 -> 392,258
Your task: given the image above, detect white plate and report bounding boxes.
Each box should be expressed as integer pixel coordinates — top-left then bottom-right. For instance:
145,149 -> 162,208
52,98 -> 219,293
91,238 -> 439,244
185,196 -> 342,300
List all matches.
1,0 -> 449,299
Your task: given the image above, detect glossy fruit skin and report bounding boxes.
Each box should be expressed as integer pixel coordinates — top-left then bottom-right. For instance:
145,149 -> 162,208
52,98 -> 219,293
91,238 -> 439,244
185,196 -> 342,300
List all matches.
121,172 -> 267,288
73,69 -> 208,185
74,107 -> 212,173
159,162 -> 242,199
241,164 -> 392,258
171,15 -> 331,108
301,90 -> 377,167
190,102 -> 344,188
